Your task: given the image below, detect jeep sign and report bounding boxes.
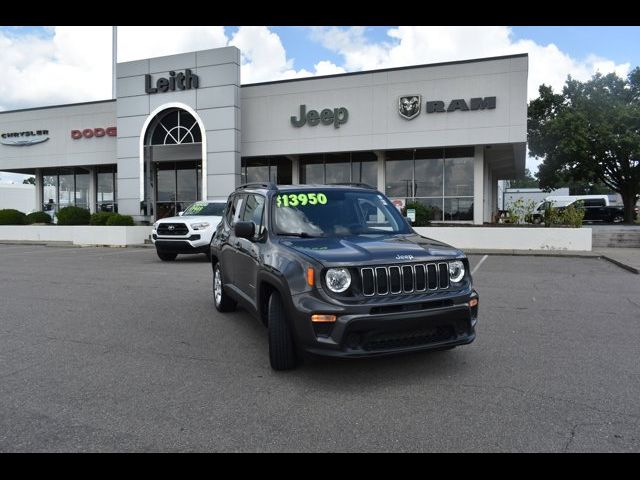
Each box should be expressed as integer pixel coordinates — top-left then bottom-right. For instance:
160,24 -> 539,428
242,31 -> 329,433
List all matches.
291,105 -> 348,129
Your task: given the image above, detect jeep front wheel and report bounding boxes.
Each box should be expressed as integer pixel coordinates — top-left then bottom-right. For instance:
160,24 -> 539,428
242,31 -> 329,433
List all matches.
213,263 -> 237,312
267,292 -> 298,371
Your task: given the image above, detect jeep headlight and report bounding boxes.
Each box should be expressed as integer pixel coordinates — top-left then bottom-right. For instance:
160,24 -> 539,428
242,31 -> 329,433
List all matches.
190,222 -> 210,230
448,260 -> 465,283
325,268 -> 351,293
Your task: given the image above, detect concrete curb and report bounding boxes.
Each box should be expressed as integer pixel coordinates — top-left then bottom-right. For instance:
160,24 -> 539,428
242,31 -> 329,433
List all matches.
599,256 -> 640,275
0,240 -> 154,249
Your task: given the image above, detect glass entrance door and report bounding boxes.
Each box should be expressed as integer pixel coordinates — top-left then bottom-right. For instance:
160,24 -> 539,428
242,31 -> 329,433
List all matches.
155,160 -> 202,220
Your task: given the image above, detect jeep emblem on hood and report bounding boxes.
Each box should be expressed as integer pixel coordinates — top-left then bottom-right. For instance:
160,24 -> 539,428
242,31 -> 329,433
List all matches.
396,254 -> 414,260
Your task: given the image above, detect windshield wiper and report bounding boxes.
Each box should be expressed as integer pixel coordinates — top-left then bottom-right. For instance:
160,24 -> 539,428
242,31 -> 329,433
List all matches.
277,232 -> 323,238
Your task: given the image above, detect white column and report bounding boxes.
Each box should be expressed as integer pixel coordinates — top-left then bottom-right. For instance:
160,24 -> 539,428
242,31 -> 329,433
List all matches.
491,172 -> 498,222
88,167 -> 97,214
484,160 -> 492,223
375,150 -> 385,193
288,155 -> 299,184
35,169 -> 43,211
473,146 -> 484,225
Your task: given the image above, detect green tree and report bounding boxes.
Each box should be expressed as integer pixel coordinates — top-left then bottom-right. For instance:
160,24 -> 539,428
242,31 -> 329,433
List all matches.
508,168 -> 539,188
528,69 -> 640,223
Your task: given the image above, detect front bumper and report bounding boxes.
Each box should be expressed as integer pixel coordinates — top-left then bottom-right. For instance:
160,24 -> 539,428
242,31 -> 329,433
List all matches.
152,229 -> 212,254
287,289 -> 478,358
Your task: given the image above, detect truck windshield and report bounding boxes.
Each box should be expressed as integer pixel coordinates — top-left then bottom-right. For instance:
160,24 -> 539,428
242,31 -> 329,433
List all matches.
183,202 -> 225,216
273,190 -> 412,237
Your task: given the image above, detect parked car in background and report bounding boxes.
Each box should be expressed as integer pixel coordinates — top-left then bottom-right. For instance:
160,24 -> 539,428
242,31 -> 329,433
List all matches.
152,200 -> 226,261
531,195 -> 625,224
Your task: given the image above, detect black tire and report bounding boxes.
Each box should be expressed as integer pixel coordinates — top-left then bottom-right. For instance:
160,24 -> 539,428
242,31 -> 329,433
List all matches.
157,249 -> 177,261
612,214 -> 624,224
213,263 -> 236,312
267,292 -> 298,371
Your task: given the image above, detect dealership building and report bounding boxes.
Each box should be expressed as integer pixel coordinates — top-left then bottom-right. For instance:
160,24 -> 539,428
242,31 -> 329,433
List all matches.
0,47 -> 527,224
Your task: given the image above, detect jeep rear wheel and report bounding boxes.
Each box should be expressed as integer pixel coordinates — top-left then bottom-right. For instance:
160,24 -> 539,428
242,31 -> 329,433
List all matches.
157,250 -> 177,261
213,263 -> 236,312
267,292 -> 298,371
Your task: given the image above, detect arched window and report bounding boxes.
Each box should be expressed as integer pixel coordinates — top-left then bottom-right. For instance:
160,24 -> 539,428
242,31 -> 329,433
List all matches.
146,108 -> 202,146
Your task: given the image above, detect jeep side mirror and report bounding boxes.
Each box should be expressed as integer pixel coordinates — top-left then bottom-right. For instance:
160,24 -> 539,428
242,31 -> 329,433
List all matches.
235,221 -> 255,240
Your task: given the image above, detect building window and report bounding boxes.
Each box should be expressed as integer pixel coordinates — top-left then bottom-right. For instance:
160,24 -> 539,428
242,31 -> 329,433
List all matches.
299,152 -> 377,186
42,167 -> 94,214
155,160 -> 201,220
97,166 -> 118,213
384,147 -> 474,221
241,156 -> 292,185
148,109 -> 202,146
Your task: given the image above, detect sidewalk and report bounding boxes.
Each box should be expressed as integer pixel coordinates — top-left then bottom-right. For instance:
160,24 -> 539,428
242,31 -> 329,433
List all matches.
593,248 -> 640,274
466,248 -> 640,274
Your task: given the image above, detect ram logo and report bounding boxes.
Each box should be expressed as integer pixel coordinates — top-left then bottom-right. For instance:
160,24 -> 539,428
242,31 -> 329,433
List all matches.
398,95 -> 421,120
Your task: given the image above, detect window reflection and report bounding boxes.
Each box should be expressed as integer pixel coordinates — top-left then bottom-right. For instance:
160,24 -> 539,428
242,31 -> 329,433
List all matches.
384,147 -> 475,222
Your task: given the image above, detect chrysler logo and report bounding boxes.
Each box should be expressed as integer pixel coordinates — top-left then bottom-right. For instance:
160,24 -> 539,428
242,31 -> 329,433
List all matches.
398,95 -> 421,120
1,130 -> 50,146
396,254 -> 414,261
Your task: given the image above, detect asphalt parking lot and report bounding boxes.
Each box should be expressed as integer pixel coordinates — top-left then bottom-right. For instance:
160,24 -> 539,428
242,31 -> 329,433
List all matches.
1,244 -> 639,452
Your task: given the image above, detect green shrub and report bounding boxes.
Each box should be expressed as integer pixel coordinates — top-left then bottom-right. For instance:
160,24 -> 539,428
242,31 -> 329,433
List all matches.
90,211 -> 118,225
560,201 -> 585,228
56,206 -> 90,225
26,211 -> 53,224
507,198 -> 537,224
0,209 -> 27,225
544,203 -> 561,227
402,202 -> 432,227
105,213 -> 135,226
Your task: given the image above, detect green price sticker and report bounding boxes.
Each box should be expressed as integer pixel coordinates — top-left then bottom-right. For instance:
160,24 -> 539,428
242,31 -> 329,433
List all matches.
276,192 -> 327,207
189,201 -> 207,213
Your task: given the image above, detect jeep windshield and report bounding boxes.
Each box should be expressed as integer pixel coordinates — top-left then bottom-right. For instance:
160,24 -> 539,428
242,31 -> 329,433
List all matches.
183,202 -> 225,216
273,189 -> 412,237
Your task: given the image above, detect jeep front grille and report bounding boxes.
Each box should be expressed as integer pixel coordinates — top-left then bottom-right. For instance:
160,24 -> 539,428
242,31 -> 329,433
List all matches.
360,262 -> 450,296
157,223 -> 189,236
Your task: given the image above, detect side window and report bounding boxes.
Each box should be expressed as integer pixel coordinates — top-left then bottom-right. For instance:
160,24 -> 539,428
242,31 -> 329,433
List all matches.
225,196 -> 235,226
226,195 -> 245,227
241,194 -> 265,227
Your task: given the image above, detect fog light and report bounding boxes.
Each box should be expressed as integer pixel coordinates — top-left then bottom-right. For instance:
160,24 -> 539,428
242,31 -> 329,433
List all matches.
311,314 -> 336,323
469,298 -> 478,307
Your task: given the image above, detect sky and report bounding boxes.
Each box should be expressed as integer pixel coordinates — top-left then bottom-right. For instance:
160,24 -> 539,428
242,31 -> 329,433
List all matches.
1,26 -> 639,184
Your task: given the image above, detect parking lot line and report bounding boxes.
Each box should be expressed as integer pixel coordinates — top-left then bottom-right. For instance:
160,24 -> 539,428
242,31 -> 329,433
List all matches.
471,255 -> 488,275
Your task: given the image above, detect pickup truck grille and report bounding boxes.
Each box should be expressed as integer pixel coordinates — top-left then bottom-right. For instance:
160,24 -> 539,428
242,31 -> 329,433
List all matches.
360,262 -> 450,296
157,223 -> 189,236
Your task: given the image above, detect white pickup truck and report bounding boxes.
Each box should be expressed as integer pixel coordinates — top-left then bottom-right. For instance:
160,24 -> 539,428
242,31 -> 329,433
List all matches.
151,200 -> 226,261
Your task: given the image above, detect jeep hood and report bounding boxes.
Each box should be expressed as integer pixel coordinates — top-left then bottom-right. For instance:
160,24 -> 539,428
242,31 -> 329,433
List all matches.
279,233 -> 464,264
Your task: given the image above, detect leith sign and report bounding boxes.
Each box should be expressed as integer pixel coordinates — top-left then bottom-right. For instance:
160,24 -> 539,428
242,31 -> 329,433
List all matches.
145,69 -> 199,94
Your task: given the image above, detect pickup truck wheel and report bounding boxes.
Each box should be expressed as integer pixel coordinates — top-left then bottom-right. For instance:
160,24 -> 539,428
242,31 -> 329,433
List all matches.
267,292 -> 298,371
213,263 -> 236,312
157,250 -> 177,261
612,214 -> 624,223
